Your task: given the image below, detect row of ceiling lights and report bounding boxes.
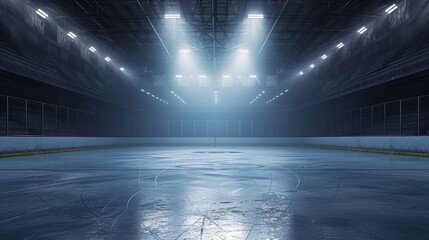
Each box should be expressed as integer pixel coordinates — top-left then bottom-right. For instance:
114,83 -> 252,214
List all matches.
34,8 -> 126,73
262,3 -> 399,106
140,89 -> 168,104
176,48 -> 257,80
170,91 -> 187,104
175,74 -> 257,79
164,13 -> 263,19
297,3 -> 399,77
250,90 -> 265,104
267,90 -> 289,104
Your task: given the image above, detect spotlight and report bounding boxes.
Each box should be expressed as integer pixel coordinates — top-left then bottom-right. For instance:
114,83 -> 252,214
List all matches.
249,75 -> 257,79
385,4 -> 398,14
165,13 -> 181,19
104,56 -> 111,62
248,13 -> 264,19
176,75 -> 183,78
321,54 -> 328,60
299,71 -> 304,75
179,49 -> 190,54
337,42 -> 345,49
119,67 -> 125,72
36,9 -> 48,19
357,26 -> 368,34
89,46 -> 97,52
309,64 -> 315,69
141,89 -> 145,92
67,32 -> 77,39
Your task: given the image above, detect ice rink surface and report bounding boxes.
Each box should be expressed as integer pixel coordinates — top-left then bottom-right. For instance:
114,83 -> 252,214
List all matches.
0,146 -> 428,239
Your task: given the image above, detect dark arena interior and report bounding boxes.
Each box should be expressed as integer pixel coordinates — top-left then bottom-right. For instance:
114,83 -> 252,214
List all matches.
1,0 -> 429,239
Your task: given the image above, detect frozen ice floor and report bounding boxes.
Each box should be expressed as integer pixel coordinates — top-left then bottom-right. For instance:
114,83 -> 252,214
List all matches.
0,146 -> 429,239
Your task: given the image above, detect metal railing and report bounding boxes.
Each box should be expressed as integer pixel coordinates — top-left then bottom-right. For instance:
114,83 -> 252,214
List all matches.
317,95 -> 429,137
0,94 -> 117,137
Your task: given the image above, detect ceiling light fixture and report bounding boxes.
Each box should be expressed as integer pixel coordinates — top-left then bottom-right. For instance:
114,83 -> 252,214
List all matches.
248,13 -> 264,19
299,71 -> 304,75
104,56 -> 111,62
321,54 -> 328,60
337,42 -> 345,49
309,64 -> 315,69
36,9 -> 48,19
357,26 -> 368,34
119,67 -> 125,72
89,46 -> 97,52
67,32 -> 77,39
238,49 -> 249,54
385,4 -> 398,14
164,13 -> 180,19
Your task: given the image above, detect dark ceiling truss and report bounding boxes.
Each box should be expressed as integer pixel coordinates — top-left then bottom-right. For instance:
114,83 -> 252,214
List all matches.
46,0 -> 396,78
